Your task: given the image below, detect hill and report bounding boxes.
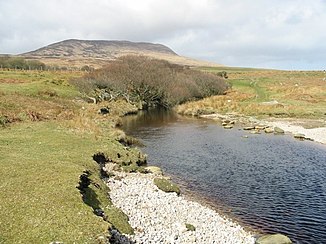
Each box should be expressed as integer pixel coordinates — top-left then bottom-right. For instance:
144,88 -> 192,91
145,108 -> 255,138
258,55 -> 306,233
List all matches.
21,39 -> 222,68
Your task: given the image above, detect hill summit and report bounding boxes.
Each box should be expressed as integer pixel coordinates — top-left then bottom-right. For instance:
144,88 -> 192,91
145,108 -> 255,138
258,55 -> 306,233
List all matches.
21,39 -> 221,68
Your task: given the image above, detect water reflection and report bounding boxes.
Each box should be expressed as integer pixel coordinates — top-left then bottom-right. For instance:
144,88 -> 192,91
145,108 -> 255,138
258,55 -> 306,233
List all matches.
123,110 -> 326,244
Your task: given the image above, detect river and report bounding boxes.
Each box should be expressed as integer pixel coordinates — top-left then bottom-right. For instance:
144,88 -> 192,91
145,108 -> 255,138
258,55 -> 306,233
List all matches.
122,109 -> 326,244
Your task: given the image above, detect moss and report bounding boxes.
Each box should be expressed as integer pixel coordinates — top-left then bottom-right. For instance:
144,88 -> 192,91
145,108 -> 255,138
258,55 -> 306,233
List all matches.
185,223 -> 196,231
154,178 -> 181,195
105,206 -> 134,235
121,163 -> 149,173
121,163 -> 139,173
77,164 -> 134,236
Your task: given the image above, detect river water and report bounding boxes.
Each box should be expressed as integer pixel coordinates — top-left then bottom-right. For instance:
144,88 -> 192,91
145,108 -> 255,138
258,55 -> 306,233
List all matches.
122,109 -> 326,243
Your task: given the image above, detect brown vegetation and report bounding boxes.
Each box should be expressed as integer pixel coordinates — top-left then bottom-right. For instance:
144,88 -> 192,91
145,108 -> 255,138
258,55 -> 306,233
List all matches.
71,56 -> 229,108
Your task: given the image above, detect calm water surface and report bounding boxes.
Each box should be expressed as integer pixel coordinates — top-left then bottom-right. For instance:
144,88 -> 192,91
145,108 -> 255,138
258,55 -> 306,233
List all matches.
123,109 -> 326,244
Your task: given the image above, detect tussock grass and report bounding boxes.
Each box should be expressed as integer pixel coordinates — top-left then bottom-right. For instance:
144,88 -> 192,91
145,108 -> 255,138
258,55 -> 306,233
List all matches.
179,68 -> 326,119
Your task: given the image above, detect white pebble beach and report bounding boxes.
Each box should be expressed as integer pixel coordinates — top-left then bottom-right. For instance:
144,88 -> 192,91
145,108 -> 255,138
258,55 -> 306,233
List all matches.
107,173 -> 255,244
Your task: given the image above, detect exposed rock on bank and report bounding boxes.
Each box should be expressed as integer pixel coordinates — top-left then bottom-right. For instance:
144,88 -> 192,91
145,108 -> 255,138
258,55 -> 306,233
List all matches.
201,113 -> 326,145
255,233 -> 292,244
107,172 -> 255,244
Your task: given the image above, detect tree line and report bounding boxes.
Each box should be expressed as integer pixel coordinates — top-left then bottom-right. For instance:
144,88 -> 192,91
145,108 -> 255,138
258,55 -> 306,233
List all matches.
71,56 -> 230,108
0,56 -> 46,70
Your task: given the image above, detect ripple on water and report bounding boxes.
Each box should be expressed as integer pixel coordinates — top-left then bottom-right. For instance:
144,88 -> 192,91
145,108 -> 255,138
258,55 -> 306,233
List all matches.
123,110 -> 326,243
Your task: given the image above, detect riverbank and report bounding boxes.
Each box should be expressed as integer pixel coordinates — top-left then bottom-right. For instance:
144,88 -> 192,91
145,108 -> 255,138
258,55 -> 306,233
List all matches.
200,113 -> 326,146
107,171 -> 255,244
263,118 -> 326,145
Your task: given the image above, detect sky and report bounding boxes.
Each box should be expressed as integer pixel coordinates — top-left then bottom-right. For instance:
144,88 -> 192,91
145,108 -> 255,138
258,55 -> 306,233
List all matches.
1,0 -> 326,70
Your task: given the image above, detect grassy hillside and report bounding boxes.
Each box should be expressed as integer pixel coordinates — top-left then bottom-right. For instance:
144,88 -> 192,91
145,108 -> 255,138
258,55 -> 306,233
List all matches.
21,39 -> 222,68
177,67 -> 326,119
0,69 -> 140,243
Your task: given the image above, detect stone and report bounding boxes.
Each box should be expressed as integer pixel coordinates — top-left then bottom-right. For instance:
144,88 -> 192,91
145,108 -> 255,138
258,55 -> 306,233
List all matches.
224,125 -> 233,129
293,133 -> 305,140
255,234 -> 292,244
255,125 -> 266,130
250,130 -> 261,134
274,127 -> 285,134
145,166 -> 163,175
153,178 -> 180,195
243,126 -> 255,130
264,127 -> 274,133
185,223 -> 196,231
99,107 -> 110,115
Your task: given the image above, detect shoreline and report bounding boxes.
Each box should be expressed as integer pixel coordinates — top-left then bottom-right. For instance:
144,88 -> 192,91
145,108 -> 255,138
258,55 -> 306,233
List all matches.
262,118 -> 326,145
201,113 -> 326,146
107,171 -> 256,244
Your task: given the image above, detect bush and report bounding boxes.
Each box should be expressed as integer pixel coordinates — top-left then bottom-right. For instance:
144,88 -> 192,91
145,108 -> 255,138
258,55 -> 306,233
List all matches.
71,56 -> 229,108
0,56 -> 46,70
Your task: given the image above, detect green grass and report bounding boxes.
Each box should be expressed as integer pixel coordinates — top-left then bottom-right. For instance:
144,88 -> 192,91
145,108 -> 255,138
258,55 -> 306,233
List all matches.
0,70 -> 81,98
0,70 -> 138,243
0,122 -> 110,243
0,120 -> 138,242
0,70 -> 83,125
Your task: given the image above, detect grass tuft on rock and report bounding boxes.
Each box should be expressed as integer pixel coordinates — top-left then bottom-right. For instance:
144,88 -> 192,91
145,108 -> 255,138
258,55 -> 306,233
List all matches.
154,178 -> 181,195
185,223 -> 196,231
105,206 -> 134,235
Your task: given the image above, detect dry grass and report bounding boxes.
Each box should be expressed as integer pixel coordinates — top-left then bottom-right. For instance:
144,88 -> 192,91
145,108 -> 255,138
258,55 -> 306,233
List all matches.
177,68 -> 326,119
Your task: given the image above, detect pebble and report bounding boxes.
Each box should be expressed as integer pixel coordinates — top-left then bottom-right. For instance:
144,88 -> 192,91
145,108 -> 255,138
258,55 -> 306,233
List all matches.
107,173 -> 255,244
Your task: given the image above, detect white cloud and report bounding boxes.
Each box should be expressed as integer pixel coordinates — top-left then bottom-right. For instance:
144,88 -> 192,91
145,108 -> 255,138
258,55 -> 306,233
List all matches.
0,0 -> 325,69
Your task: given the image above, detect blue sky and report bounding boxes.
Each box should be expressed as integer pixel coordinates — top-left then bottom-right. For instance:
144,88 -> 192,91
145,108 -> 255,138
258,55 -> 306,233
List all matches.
1,0 -> 325,70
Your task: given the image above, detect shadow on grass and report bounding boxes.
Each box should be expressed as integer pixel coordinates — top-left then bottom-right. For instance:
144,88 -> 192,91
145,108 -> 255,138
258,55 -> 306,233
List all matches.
77,170 -> 135,243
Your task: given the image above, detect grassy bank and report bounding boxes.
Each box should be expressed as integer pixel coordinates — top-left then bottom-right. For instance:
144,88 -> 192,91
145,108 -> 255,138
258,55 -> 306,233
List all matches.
0,70 -> 142,243
177,67 -> 326,119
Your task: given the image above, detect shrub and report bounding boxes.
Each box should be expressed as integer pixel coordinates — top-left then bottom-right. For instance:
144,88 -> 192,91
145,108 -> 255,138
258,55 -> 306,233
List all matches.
71,56 -> 229,108
0,56 -> 46,70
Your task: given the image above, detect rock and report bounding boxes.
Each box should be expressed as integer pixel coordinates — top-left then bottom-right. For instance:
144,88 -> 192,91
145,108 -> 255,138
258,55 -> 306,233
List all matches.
293,133 -> 305,140
274,127 -> 285,134
305,137 -> 314,141
185,223 -> 196,231
224,125 -> 233,129
99,107 -> 110,115
145,166 -> 163,175
107,173 -> 255,244
250,130 -> 261,134
94,208 -> 105,217
255,234 -> 292,244
243,126 -> 255,130
264,127 -> 274,133
223,119 -> 231,124
222,122 -> 228,126
153,178 -> 180,195
255,125 -> 266,130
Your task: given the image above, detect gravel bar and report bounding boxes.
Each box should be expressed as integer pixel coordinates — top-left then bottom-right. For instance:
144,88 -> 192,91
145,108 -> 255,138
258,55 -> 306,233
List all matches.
107,173 -> 255,244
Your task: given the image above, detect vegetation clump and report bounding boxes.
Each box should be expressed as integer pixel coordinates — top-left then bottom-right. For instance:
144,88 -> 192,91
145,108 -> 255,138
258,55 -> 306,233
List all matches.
154,178 -> 181,195
76,162 -> 134,235
71,56 -> 229,108
185,223 -> 196,231
0,56 -> 46,70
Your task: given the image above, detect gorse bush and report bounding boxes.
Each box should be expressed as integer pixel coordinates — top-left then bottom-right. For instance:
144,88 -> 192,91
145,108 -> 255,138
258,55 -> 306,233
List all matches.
71,56 -> 229,108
